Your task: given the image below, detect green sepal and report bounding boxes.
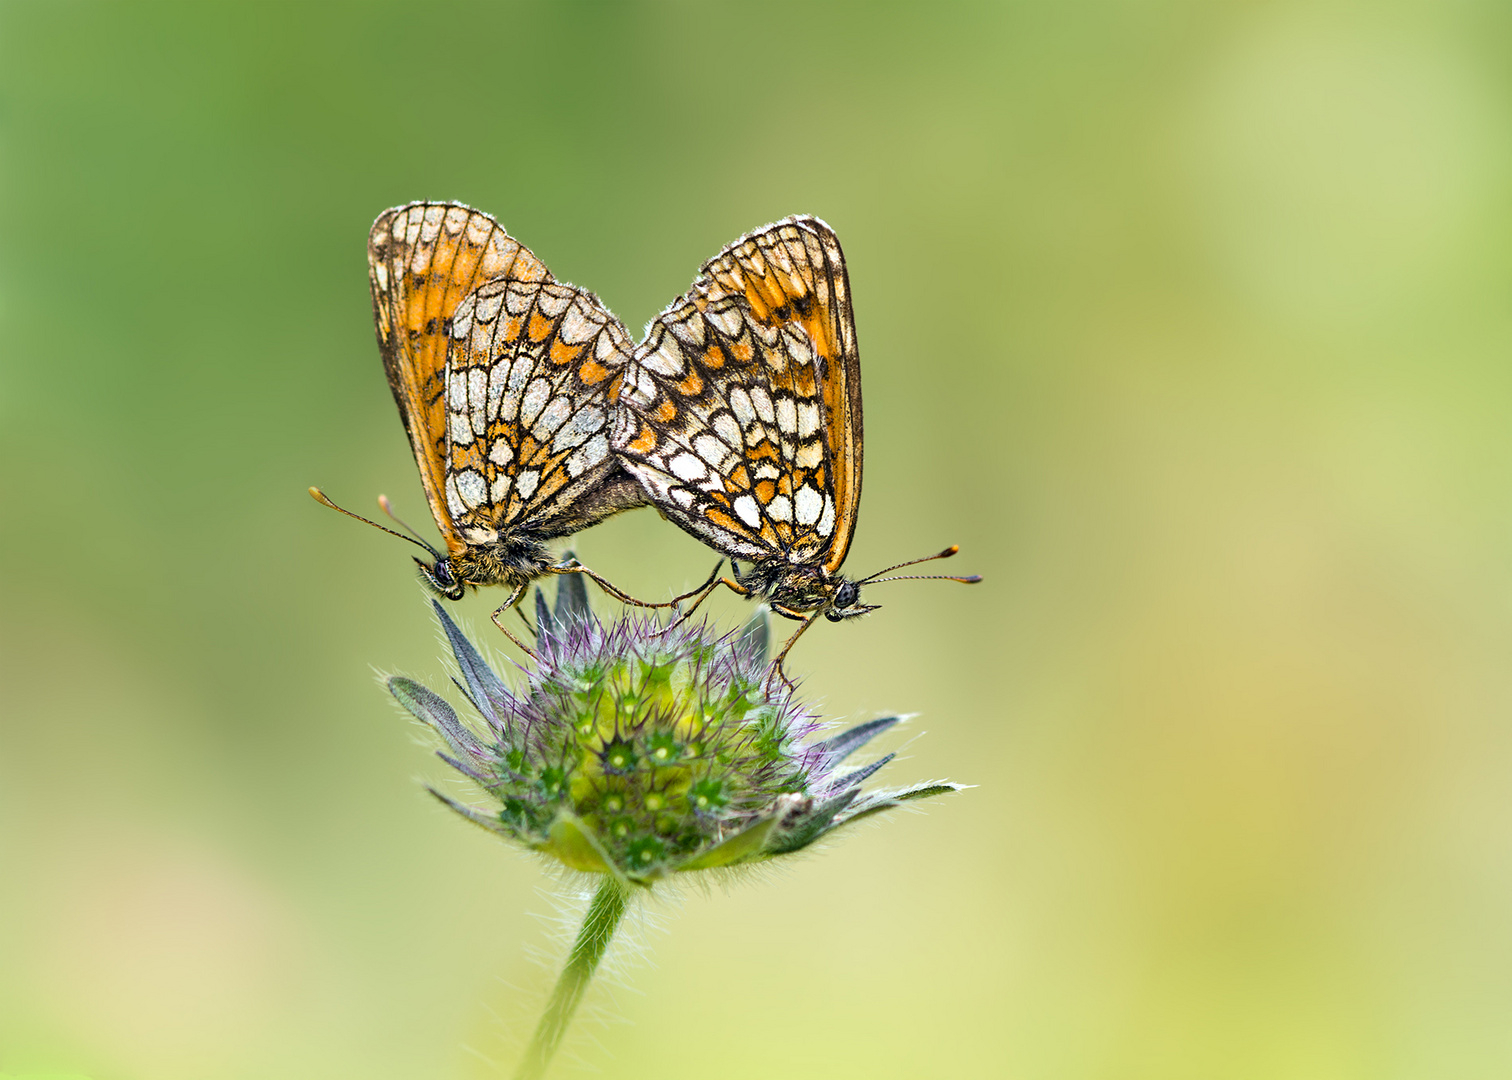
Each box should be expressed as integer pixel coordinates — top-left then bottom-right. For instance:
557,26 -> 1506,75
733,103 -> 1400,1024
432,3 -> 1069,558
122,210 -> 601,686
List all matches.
677,814 -> 779,870
825,781 -> 967,837
390,676 -> 486,761
428,787 -> 520,839
764,788 -> 860,855
538,812 -> 617,875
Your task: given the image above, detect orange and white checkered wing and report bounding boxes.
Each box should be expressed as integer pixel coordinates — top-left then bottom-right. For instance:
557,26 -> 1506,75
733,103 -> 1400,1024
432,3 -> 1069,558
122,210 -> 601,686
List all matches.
368,202 -> 551,552
612,216 -> 861,572
442,278 -> 640,543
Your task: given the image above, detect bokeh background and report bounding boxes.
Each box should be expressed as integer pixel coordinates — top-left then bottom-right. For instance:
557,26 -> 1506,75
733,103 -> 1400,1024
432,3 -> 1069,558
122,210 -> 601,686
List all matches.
3,2 -> 1511,1077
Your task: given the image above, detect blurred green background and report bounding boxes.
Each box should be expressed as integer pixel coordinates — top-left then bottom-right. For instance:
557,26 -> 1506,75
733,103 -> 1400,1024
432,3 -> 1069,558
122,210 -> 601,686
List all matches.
3,2 -> 1510,1077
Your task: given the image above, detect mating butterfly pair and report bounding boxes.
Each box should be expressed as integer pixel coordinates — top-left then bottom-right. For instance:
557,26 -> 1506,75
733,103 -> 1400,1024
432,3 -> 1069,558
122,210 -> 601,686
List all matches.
313,202 -> 976,662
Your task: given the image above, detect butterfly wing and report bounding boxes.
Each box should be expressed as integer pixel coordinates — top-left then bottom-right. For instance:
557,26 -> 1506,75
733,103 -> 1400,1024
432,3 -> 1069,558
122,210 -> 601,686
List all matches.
368,202 -> 551,553
442,277 -> 643,544
613,216 -> 861,573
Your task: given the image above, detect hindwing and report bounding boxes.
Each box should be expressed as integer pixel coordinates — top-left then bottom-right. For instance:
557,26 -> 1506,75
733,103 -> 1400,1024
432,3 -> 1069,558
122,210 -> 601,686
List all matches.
612,216 -> 861,573
369,201 -> 641,553
443,277 -> 640,543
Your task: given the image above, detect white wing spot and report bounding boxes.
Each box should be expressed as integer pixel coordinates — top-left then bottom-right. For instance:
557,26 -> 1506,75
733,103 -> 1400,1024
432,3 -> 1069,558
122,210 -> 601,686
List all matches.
487,361 -> 509,413
670,453 -> 707,482
500,357 -> 533,420
488,440 -> 514,467
628,368 -> 658,407
775,396 -> 798,434
795,440 -> 823,468
728,387 -> 755,428
537,287 -> 572,317
566,433 -> 609,477
474,289 -> 504,324
671,487 -> 695,509
533,396 -> 572,441
669,313 -> 705,347
552,405 -> 605,452
817,494 -> 835,537
489,474 -> 511,503
515,470 -> 540,499
641,337 -> 686,376
712,411 -> 741,447
448,410 -> 474,446
750,387 -> 775,423
694,434 -> 727,467
733,495 -> 761,527
560,303 -> 601,345
465,215 -> 493,245
504,283 -> 536,316
706,304 -> 743,336
454,469 -> 487,509
520,378 -> 552,427
768,495 -> 793,522
797,401 -> 820,439
794,485 -> 822,526
468,369 -> 489,434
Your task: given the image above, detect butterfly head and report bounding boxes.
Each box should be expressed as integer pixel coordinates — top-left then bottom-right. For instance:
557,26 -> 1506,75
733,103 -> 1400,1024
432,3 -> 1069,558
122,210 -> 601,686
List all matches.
416,555 -> 467,600
751,563 -> 879,622
419,538 -> 556,599
823,577 -> 880,622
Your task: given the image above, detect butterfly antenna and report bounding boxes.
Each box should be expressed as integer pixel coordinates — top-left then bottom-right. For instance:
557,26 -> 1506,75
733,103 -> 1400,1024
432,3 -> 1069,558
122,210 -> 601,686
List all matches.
377,495 -> 437,551
308,487 -> 443,560
861,572 -> 983,585
858,545 -> 978,584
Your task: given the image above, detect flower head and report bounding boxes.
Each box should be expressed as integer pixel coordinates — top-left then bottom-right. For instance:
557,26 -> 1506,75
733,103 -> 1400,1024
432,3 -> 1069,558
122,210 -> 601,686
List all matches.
388,575 -> 962,883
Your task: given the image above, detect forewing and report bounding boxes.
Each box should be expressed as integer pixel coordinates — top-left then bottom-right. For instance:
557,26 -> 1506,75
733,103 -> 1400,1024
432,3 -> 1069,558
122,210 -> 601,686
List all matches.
443,278 -> 641,543
368,202 -> 551,551
613,216 -> 861,572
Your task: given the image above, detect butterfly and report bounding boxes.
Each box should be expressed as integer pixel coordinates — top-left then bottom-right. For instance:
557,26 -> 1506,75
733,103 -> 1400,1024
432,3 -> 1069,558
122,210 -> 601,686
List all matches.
609,216 -> 979,667
312,201 -> 662,620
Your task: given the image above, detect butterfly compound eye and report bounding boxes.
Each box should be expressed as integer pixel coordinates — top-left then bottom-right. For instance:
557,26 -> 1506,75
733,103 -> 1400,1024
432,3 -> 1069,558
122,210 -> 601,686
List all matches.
416,557 -> 465,600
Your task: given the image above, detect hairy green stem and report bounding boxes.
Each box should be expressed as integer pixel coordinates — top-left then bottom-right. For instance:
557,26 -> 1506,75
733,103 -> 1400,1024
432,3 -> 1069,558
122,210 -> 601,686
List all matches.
513,876 -> 632,1080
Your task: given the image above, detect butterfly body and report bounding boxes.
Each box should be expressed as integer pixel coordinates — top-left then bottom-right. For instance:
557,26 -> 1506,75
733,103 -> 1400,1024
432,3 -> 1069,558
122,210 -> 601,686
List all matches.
729,560 -> 869,623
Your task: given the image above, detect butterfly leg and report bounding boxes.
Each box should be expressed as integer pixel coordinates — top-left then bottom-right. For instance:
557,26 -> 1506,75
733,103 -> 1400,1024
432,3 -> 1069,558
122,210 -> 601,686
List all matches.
550,558 -> 728,612
548,559 -> 675,610
669,560 -> 728,610
765,608 -> 820,693
489,584 -> 539,658
666,568 -> 750,631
